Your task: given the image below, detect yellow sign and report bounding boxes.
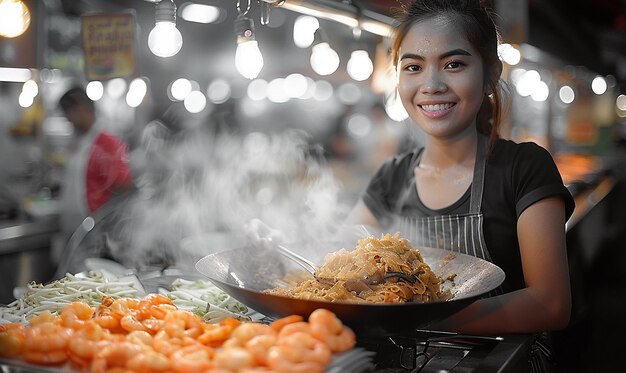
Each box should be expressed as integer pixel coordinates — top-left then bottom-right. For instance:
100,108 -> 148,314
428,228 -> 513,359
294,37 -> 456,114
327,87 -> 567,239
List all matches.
82,12 -> 136,81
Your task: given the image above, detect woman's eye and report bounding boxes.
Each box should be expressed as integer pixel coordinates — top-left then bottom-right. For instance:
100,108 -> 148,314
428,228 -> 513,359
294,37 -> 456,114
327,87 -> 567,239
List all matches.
404,64 -> 421,72
445,61 -> 465,69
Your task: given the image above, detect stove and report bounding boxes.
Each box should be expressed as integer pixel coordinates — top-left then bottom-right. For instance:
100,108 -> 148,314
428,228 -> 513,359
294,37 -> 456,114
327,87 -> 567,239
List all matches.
356,330 -> 533,372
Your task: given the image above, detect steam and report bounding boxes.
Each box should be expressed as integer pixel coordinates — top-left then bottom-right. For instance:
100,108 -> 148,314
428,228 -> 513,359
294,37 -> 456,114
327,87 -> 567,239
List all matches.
111,120 -> 352,271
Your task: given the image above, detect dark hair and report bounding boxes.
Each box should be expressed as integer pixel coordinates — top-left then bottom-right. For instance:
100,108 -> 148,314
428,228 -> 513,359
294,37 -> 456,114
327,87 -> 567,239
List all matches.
59,86 -> 94,112
391,0 -> 506,151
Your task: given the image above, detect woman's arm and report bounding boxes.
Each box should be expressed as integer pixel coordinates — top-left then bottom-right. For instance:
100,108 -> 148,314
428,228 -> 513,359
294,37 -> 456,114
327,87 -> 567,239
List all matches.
434,196 -> 571,335
344,200 -> 380,228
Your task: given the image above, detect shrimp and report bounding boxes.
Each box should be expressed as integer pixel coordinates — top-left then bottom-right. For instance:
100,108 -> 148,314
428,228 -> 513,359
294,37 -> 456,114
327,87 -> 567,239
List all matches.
213,346 -> 254,371
0,323 -> 25,357
120,314 -> 149,333
308,308 -> 355,353
61,302 -> 95,330
0,323 -> 23,332
277,332 -> 331,365
245,334 -> 278,366
126,349 -> 171,372
267,345 -> 325,373
109,297 -> 141,317
91,342 -> 143,373
197,324 -> 233,347
139,294 -> 174,311
23,322 -> 73,352
270,315 -> 304,332
231,323 -> 276,345
93,313 -> 122,331
219,317 -> 242,329
170,344 -> 215,373
163,309 -> 203,338
28,310 -> 60,326
276,321 -> 310,339
68,321 -> 111,359
22,349 -> 68,365
153,330 -> 178,357
142,318 -> 165,333
126,330 -> 153,347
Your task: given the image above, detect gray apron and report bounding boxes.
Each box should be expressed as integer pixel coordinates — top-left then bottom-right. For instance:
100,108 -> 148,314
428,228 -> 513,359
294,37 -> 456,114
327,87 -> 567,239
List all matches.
396,135 -> 550,371
395,134 -> 491,260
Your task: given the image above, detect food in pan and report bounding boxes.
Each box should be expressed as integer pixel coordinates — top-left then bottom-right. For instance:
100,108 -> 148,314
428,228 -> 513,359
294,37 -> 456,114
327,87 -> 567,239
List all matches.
0,294 -> 355,372
266,232 -> 452,303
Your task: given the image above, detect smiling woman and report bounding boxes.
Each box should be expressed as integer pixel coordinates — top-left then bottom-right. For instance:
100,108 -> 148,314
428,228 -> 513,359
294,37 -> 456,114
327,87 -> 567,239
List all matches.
344,4 -> 575,371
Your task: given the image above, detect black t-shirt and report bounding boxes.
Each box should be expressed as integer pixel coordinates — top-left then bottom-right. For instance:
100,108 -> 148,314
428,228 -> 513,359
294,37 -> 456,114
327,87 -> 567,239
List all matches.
363,138 -> 575,293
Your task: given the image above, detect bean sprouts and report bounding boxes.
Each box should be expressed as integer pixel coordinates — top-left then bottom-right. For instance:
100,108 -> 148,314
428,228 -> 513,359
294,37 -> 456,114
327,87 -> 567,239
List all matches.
159,278 -> 251,323
0,272 -> 144,324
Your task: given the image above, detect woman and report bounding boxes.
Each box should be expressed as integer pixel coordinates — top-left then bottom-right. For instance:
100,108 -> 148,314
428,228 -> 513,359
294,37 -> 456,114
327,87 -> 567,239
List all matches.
346,0 -> 575,336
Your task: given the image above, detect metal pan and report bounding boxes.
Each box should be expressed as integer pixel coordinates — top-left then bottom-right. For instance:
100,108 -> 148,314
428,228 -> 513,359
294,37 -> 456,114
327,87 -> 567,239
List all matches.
195,243 -> 505,337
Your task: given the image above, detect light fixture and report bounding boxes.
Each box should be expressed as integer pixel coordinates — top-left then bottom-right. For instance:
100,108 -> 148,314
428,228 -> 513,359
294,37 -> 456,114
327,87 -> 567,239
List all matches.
148,0 -> 183,58
0,0 -> 31,38
591,76 -> 608,95
347,49 -> 374,81
310,29 -> 339,76
235,0 -> 264,79
179,2 -> 222,24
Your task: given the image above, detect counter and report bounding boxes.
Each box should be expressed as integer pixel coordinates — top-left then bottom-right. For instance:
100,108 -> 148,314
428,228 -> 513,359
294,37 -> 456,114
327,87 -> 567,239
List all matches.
0,214 -> 60,304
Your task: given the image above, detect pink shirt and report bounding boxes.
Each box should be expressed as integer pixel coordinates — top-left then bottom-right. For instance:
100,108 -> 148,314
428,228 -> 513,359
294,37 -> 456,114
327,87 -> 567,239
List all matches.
85,132 -> 132,213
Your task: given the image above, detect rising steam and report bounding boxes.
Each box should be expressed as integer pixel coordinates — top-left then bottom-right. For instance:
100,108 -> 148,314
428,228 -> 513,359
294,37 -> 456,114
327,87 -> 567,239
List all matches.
109,120 -> 352,271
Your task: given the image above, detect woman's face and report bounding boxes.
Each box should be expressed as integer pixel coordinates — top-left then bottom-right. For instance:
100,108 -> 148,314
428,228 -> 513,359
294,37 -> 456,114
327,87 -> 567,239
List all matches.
397,15 -> 486,140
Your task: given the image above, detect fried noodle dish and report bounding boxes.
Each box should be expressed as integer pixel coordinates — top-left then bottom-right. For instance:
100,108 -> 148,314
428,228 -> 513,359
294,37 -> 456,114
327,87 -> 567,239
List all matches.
266,233 -> 453,303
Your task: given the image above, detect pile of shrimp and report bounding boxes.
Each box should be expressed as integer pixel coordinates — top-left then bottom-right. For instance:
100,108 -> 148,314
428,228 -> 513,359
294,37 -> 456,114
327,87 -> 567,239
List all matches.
0,293 -> 356,373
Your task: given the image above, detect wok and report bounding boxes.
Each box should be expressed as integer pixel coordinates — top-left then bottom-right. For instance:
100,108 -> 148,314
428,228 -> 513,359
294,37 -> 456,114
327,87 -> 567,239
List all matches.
195,242 -> 505,337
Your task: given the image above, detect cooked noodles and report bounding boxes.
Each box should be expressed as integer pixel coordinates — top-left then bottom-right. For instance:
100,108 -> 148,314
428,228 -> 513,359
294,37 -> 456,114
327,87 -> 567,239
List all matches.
265,233 -> 452,303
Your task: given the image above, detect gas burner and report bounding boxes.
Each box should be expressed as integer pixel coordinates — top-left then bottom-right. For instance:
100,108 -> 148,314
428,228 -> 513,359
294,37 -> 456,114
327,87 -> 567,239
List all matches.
356,330 -> 533,372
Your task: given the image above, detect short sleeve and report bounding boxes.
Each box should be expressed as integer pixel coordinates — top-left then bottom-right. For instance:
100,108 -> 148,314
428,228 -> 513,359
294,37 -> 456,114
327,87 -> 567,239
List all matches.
512,142 -> 575,220
363,152 -> 415,226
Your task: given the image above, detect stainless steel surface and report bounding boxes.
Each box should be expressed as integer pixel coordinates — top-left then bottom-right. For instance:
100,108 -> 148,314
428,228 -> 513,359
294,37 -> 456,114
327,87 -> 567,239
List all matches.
0,216 -> 60,255
0,216 -> 60,304
196,243 -> 506,337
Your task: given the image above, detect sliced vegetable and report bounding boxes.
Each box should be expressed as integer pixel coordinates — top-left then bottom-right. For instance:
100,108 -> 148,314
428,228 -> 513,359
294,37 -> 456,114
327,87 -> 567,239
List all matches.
159,278 -> 250,322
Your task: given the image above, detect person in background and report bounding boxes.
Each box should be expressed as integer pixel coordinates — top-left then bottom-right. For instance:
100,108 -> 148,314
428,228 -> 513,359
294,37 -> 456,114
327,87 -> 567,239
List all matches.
57,86 -> 132,242
345,0 -> 574,370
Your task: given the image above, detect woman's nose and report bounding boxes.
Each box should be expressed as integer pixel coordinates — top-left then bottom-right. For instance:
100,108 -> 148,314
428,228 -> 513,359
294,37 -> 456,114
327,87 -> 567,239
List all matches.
421,69 -> 446,94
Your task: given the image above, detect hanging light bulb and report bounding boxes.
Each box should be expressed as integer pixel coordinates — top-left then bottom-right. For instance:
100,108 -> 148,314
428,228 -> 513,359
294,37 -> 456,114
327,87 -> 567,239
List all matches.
0,0 -> 31,38
148,0 -> 183,58
310,28 -> 339,76
234,16 -> 264,79
347,49 -> 373,81
310,42 -> 339,76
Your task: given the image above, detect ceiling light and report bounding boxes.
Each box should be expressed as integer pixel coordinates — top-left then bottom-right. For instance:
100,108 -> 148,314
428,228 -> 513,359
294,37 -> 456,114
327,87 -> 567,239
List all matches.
148,0 -> 183,58
0,0 -> 31,38
347,50 -> 374,81
234,1 -> 264,80
179,2 -> 221,24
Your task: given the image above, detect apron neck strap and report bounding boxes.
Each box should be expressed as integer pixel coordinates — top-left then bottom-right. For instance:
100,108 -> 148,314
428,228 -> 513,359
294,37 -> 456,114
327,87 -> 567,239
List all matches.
469,134 -> 488,213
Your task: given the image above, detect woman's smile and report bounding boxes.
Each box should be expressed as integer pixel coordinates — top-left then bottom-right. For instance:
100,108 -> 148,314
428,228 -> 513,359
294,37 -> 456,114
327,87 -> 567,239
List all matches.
419,102 -> 456,119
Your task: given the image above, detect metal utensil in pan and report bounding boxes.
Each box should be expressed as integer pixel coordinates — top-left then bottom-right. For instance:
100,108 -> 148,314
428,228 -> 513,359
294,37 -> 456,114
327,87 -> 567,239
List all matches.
195,243 -> 505,337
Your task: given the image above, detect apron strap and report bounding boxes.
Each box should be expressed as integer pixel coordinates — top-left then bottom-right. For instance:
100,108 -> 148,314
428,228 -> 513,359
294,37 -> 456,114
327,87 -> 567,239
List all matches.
469,134 -> 488,214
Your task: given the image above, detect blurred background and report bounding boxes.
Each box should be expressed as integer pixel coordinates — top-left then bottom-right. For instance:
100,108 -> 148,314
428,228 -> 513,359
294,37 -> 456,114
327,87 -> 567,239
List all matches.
0,0 -> 625,371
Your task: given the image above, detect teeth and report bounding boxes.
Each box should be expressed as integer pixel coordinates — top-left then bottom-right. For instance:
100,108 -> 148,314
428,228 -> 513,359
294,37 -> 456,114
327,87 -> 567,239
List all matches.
421,103 -> 454,112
